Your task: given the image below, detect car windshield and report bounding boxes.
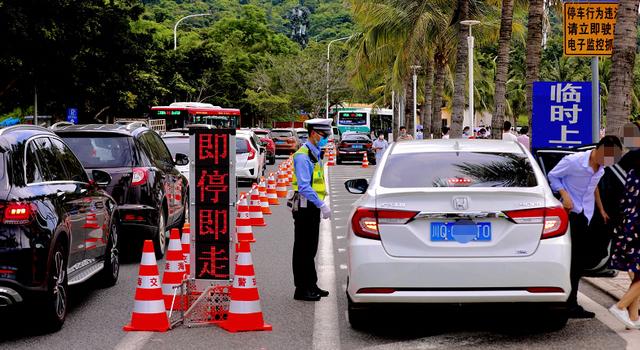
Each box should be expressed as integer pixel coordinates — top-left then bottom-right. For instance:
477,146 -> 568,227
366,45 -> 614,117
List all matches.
271,130 -> 293,138
62,135 -> 134,168
236,138 -> 250,153
163,137 -> 189,158
343,134 -> 370,141
254,131 -> 269,137
380,152 -> 537,188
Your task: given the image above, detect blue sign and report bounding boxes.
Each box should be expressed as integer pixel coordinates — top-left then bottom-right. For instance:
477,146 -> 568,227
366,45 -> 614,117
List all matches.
532,82 -> 593,150
66,108 -> 78,124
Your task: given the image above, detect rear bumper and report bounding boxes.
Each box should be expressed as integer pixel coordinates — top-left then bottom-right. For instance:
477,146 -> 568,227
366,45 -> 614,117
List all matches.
115,204 -> 159,238
236,162 -> 259,180
0,285 -> 23,307
347,233 -> 571,304
338,150 -> 374,160
275,145 -> 297,154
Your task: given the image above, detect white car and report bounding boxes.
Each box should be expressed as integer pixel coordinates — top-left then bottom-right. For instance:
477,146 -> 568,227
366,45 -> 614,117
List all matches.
344,139 -> 571,330
162,132 -> 190,181
236,130 -> 266,183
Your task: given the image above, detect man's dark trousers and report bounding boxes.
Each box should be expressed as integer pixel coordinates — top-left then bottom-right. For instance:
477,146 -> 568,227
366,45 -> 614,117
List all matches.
568,211 -> 589,307
293,202 -> 321,289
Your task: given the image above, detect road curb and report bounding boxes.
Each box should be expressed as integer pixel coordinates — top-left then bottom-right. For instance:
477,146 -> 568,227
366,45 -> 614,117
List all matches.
584,277 -> 626,300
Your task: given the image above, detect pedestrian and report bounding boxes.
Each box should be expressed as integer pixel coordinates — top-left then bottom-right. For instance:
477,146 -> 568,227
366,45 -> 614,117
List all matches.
548,135 -> 623,319
478,128 -> 488,139
462,126 -> 471,138
416,128 -> 424,140
608,122 -> 640,328
397,126 -> 414,141
502,121 -> 518,142
372,132 -> 388,164
290,118 -> 332,301
442,126 -> 450,139
517,126 -> 530,150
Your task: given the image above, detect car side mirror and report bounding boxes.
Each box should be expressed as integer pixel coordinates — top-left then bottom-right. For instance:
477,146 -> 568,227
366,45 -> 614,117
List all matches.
92,170 -> 112,188
344,178 -> 368,194
175,153 -> 189,166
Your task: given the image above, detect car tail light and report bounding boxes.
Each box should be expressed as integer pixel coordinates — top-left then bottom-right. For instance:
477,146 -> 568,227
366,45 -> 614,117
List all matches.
123,214 -> 145,222
132,168 -> 148,186
340,142 -> 348,148
3,202 -> 32,224
447,177 -> 473,186
526,287 -> 564,293
504,206 -> 568,239
247,140 -> 256,160
351,207 -> 419,240
356,288 -> 395,294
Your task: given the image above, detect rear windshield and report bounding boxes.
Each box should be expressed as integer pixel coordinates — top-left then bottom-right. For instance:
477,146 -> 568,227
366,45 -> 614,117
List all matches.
62,135 -> 134,168
253,131 -> 269,137
381,152 -> 538,188
343,134 -> 370,141
297,131 -> 308,137
236,138 -> 250,154
163,137 -> 189,158
271,130 -> 293,138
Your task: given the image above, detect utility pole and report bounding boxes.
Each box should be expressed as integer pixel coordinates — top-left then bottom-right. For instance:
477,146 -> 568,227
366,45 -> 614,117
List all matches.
174,13 -> 214,50
326,35 -> 353,119
410,65 -> 421,137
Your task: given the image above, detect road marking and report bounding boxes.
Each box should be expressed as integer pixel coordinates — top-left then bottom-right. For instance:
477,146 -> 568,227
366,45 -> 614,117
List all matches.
339,264 -> 347,270
336,235 -> 345,239
579,292 -> 640,349
114,332 -> 154,350
313,171 -> 341,350
338,248 -> 346,253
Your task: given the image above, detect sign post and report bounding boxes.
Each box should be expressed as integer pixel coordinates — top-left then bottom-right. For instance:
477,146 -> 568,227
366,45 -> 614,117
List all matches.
532,82 -> 594,149
66,108 -> 78,124
189,128 -> 236,293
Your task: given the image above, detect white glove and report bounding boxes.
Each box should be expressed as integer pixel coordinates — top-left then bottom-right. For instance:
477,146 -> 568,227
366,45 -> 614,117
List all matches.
320,202 -> 332,219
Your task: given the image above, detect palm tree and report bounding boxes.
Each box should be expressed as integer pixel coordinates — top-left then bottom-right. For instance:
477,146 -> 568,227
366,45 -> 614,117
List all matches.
524,0 -> 544,136
450,0 -> 469,138
490,0 -> 514,139
605,0 -> 639,134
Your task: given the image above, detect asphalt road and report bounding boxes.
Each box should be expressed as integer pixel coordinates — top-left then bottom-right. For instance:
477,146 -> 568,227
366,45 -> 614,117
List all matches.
0,159 -> 634,349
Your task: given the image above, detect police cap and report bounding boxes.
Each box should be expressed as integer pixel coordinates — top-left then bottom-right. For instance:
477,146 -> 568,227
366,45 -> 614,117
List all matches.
305,118 -> 332,134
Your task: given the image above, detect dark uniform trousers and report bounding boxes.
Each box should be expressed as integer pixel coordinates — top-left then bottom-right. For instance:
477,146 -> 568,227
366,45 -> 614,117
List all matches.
292,201 -> 321,289
568,211 -> 588,307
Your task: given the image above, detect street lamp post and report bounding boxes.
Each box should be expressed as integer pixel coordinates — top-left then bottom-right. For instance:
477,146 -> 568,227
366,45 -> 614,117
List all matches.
174,13 -> 214,50
326,35 -> 353,119
410,65 -> 421,138
461,20 -> 481,135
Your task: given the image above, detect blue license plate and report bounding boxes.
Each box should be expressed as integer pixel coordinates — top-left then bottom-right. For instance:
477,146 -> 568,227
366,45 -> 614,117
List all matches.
352,144 -> 363,149
275,140 -> 285,144
430,222 -> 492,242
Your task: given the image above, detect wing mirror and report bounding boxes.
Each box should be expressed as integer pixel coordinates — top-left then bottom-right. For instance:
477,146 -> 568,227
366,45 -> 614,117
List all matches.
175,153 -> 190,166
344,178 -> 369,194
91,170 -> 112,188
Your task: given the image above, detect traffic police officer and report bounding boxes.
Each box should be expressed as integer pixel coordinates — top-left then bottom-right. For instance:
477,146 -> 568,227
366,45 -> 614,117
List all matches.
291,118 -> 332,301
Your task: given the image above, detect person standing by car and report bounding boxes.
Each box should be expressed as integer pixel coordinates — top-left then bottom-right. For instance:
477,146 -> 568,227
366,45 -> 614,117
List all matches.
517,126 -> 530,150
502,121 -> 518,142
372,133 -> 388,164
291,118 -> 332,301
442,126 -> 450,139
548,135 -> 623,319
397,126 -> 413,141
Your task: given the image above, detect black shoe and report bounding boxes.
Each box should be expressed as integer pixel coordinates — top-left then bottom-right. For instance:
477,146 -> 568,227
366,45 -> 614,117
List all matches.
568,305 -> 595,319
314,286 -> 329,297
294,288 -> 321,301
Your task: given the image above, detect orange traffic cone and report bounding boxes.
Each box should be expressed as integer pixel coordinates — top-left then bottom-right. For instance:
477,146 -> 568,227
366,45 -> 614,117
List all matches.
362,152 -> 369,168
237,194 -> 255,243
162,229 -> 187,311
286,161 -> 293,185
326,145 -> 335,166
266,173 -> 279,205
181,224 -> 191,276
219,242 -> 272,333
123,240 -> 170,332
276,170 -> 287,198
258,177 -> 271,215
249,185 -> 266,227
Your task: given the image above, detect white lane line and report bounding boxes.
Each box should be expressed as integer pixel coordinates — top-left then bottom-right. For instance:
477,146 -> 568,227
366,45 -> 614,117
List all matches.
313,173 -> 341,350
578,292 -> 640,349
339,264 -> 347,270
336,235 -> 345,240
114,332 -> 154,350
338,248 -> 346,253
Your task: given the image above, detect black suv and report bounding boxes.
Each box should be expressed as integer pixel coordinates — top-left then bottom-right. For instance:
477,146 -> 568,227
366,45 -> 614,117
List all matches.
0,125 -> 119,331
56,124 -> 189,259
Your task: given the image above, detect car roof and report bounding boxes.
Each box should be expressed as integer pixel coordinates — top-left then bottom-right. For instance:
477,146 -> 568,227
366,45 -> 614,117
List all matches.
53,123 -> 147,136
391,139 -> 525,154
0,125 -> 59,149
162,132 -> 189,139
271,128 -> 294,132
295,128 -> 308,132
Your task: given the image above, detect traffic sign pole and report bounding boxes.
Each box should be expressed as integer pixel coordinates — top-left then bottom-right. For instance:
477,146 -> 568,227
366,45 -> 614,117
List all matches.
591,56 -> 600,143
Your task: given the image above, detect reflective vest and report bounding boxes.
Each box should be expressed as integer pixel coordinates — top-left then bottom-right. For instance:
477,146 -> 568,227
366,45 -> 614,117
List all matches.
291,145 -> 326,201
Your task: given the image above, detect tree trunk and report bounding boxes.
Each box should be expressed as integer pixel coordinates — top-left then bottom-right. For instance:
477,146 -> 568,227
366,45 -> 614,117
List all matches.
422,55 -> 434,137
491,0 -> 515,140
404,78 -> 415,136
450,0 -> 469,138
524,0 -> 544,136
605,0 -> 639,135
431,55 -> 446,139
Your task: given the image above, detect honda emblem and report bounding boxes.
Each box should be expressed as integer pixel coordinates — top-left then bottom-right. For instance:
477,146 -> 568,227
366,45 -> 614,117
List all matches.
453,197 -> 469,210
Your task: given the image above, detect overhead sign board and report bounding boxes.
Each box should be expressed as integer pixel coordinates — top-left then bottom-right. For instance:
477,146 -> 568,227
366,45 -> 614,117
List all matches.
532,82 -> 594,149
190,128 -> 236,291
563,1 -> 618,56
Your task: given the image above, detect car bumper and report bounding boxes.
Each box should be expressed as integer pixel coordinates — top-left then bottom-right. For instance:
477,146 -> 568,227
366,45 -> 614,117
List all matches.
0,284 -> 24,307
236,164 -> 259,180
338,150 -> 373,160
347,233 -> 571,304
275,146 -> 297,154
115,204 -> 159,238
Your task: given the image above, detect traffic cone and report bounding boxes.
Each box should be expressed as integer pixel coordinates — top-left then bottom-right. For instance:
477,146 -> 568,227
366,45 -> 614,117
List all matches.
249,185 -> 266,227
362,152 -> 369,168
237,194 -> 255,243
286,161 -> 293,185
326,146 -> 335,166
181,223 -> 191,276
162,229 -> 187,311
219,242 -> 272,333
258,177 -> 271,215
276,170 -> 287,198
266,173 -> 279,205
123,240 -> 170,332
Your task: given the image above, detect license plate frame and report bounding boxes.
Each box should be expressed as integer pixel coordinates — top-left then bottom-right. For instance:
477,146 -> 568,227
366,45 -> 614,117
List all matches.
430,221 -> 492,242
352,144 -> 363,149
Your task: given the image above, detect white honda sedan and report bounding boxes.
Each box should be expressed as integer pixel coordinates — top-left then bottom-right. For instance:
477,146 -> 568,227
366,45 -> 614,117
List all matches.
344,139 -> 571,330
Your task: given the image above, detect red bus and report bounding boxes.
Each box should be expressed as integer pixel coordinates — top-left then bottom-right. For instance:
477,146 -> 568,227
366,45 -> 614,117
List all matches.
150,102 -> 241,130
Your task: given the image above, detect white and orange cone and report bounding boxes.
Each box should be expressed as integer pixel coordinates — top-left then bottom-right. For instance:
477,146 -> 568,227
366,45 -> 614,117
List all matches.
286,161 -> 293,185
181,223 -> 191,276
362,152 -> 369,168
123,240 -> 170,332
276,170 -> 287,198
237,194 -> 255,243
162,228 -> 187,311
326,146 -> 335,166
219,242 -> 272,333
266,173 -> 279,205
249,184 -> 266,227
258,177 -> 271,215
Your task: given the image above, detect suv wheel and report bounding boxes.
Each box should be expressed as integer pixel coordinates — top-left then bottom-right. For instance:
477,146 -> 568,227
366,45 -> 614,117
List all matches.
42,241 -> 68,331
100,219 -> 120,287
154,211 -> 167,259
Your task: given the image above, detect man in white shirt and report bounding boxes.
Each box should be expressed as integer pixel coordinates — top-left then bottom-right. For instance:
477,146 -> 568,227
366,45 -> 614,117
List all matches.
372,133 -> 388,164
502,121 -> 518,142
441,126 -> 450,139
